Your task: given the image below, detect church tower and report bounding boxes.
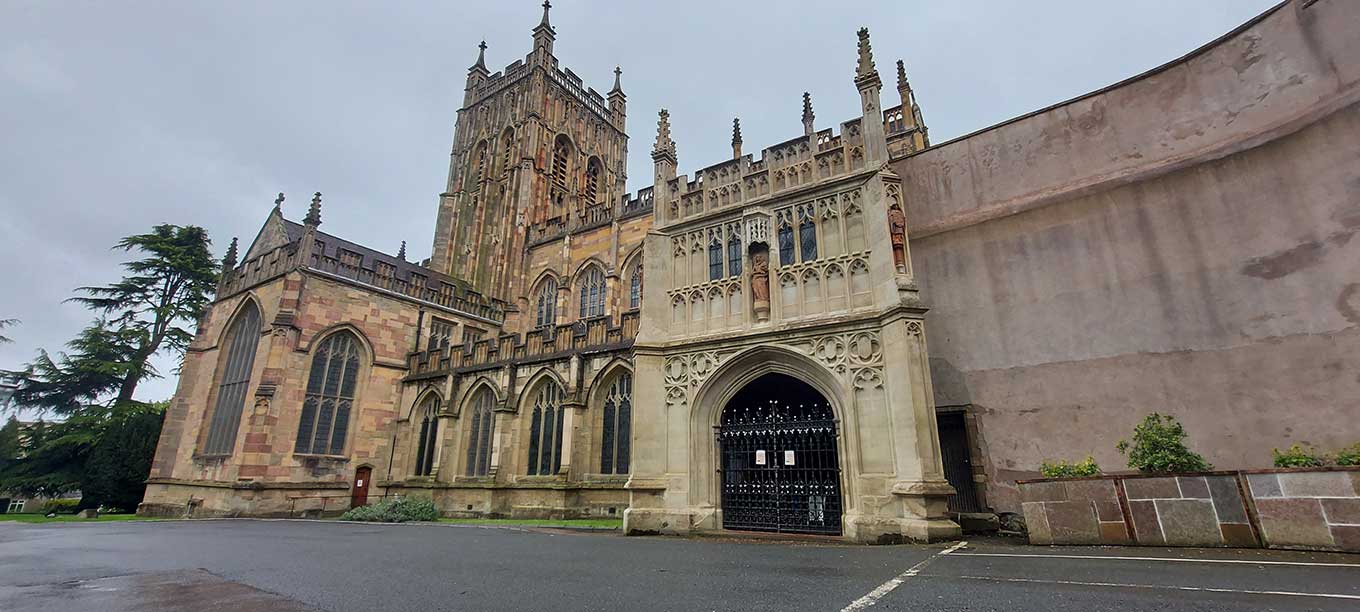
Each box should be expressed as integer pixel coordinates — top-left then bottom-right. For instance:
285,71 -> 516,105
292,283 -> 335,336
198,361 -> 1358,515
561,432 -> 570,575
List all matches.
430,1 -> 629,317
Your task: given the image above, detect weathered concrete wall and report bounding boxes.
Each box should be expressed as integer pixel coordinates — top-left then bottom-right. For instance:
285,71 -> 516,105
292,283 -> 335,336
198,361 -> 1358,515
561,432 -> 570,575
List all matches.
892,0 -> 1360,511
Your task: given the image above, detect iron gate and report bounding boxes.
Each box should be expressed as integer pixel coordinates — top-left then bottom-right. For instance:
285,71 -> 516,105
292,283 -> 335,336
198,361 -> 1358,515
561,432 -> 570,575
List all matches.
719,400 -> 842,535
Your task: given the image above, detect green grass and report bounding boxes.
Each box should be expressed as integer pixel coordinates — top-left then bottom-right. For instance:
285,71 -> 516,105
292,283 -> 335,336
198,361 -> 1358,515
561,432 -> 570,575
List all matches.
437,517 -> 621,529
0,513 -> 154,523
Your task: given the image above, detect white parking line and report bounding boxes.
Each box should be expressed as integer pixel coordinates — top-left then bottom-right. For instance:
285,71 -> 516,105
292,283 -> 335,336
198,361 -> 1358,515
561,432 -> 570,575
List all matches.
840,541 -> 968,611
947,552 -> 1360,569
949,575 -> 1360,601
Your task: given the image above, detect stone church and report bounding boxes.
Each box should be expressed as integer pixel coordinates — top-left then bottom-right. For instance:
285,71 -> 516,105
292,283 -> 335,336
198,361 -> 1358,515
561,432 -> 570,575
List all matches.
141,0 -> 1360,544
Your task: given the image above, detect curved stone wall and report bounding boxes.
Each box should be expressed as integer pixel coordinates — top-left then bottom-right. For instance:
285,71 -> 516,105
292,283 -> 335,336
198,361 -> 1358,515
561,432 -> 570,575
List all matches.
892,0 -> 1360,511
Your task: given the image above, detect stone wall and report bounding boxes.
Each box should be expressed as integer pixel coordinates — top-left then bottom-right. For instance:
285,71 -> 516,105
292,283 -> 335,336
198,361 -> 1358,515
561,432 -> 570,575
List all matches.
1019,468 -> 1360,552
891,0 -> 1360,511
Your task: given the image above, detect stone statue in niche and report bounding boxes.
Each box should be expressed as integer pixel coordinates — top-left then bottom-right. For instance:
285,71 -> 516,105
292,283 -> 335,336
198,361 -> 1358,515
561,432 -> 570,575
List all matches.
749,243 -> 770,322
888,202 -> 908,273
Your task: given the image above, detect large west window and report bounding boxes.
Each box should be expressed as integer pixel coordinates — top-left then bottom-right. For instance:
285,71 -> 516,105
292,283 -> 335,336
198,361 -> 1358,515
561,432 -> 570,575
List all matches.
413,395 -> 439,477
464,388 -> 495,477
295,332 -> 362,455
599,372 -> 632,474
526,382 -> 565,476
203,302 -> 262,455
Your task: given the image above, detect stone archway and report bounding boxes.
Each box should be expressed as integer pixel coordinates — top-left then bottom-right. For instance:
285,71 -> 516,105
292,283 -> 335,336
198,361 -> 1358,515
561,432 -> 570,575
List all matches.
718,373 -> 843,535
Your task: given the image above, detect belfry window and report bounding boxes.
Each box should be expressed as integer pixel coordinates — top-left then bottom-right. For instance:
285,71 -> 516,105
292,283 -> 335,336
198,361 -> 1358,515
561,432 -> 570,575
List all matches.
578,266 -> 606,319
551,137 -> 570,193
535,277 -> 558,328
464,388 -> 495,477
599,372 -> 633,474
500,130 -> 515,175
526,382 -> 565,476
413,395 -> 439,477
469,140 -> 488,188
584,158 -> 602,205
295,332 -> 362,456
203,302 -> 262,455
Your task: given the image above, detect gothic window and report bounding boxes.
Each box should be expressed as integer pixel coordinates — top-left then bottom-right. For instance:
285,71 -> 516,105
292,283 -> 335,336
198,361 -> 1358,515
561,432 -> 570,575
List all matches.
535,277 -> 558,328
202,302 -> 261,455
500,130 -> 515,175
727,231 -> 742,278
464,388 -> 495,477
427,318 -> 454,352
526,381 -> 565,476
578,266 -> 606,319
628,259 -> 642,310
599,372 -> 632,474
295,332 -> 363,456
799,207 -> 818,262
551,136 -> 571,194
708,235 -> 723,281
469,140 -> 488,188
412,395 -> 439,477
778,220 -> 795,266
584,157 -> 603,205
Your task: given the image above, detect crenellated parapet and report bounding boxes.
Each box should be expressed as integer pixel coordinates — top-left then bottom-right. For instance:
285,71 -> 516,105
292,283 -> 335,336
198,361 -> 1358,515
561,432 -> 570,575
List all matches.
407,310 -> 639,378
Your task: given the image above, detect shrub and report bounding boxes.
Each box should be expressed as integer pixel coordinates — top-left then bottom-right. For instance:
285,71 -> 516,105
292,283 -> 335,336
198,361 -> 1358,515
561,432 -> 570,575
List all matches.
1040,456 -> 1102,478
340,497 -> 439,523
1334,443 -> 1360,467
1272,444 -> 1325,468
42,498 -> 80,514
1116,413 -> 1211,474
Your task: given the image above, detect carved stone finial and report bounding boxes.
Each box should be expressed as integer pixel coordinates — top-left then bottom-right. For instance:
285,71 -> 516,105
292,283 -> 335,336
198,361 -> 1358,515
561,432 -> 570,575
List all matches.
272,192 -> 285,214
397,240 -> 407,261
802,92 -> 815,135
652,109 -> 676,161
223,236 -> 239,269
856,27 -> 876,78
896,59 -> 908,89
732,117 -> 743,159
304,192 -> 322,227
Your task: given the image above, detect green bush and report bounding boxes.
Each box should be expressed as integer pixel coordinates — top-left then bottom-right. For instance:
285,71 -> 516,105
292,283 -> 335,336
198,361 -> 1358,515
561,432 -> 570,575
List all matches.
1116,413 -> 1212,474
1272,444 -> 1325,468
340,497 -> 439,523
1332,443 -> 1360,467
42,498 -> 80,514
1040,456 -> 1102,478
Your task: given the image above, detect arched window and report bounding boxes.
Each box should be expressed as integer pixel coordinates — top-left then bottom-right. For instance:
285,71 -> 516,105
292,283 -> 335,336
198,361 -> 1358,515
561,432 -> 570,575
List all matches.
551,137 -> 571,193
535,277 -> 558,328
799,207 -> 818,262
499,130 -> 515,176
526,381 -> 565,476
469,140 -> 488,188
578,266 -> 606,319
628,258 -> 643,310
413,395 -> 439,477
584,157 -> 603,204
203,301 -> 262,455
727,231 -> 742,277
464,387 -> 495,477
295,332 -> 362,455
778,219 -> 795,266
708,235 -> 723,281
599,372 -> 632,474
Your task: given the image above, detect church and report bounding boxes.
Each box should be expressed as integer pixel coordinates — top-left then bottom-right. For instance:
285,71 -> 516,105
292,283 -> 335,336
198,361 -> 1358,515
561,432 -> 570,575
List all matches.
140,0 -> 1360,544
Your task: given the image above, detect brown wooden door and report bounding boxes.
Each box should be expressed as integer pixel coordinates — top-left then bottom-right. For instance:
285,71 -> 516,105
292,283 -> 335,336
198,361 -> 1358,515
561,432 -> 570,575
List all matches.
351,466 -> 371,508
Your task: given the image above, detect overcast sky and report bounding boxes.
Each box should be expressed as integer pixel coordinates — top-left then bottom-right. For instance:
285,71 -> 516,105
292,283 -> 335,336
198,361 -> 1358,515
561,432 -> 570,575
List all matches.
0,0 -> 1278,405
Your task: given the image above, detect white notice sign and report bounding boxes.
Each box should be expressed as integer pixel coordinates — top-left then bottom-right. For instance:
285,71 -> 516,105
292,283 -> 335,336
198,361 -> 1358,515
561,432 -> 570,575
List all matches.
784,450 -> 795,466
755,450 -> 767,465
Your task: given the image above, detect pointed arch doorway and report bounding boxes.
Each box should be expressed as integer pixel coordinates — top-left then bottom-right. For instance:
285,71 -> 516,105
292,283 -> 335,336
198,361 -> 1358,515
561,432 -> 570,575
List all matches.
719,373 -> 843,535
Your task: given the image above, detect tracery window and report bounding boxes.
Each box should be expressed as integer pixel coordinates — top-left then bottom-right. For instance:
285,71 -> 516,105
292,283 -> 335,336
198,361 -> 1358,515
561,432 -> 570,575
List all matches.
464,388 -> 495,477
294,332 -> 362,456
708,235 -> 723,281
203,302 -> 262,455
578,266 -> 606,319
628,259 -> 642,310
584,157 -> 602,204
412,395 -> 439,477
727,231 -> 742,278
551,137 -> 571,193
799,207 -> 818,262
500,130 -> 515,175
535,277 -> 558,328
778,220 -> 795,266
526,382 -> 565,476
599,372 -> 632,474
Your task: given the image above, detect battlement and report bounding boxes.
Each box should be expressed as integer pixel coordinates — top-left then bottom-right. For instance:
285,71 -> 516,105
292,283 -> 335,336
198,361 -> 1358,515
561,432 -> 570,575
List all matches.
407,310 -> 640,377
525,186 -> 654,247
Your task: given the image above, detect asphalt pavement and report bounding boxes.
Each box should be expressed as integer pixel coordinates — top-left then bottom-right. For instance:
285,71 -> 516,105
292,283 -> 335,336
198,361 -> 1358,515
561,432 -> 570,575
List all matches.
1,519 -> 1356,611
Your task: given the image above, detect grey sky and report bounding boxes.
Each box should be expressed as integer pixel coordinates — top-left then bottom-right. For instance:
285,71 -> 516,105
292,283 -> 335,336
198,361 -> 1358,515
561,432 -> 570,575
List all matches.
0,0 -> 1278,405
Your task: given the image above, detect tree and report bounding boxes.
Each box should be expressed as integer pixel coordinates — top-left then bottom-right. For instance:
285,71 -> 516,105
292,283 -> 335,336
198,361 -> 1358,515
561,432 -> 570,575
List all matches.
0,318 -> 16,344
13,320 -> 142,415
81,401 -> 166,511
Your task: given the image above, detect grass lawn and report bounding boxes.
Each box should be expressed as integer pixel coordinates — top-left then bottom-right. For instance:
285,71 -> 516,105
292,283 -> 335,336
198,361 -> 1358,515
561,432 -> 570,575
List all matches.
0,513 -> 154,523
437,517 -> 621,529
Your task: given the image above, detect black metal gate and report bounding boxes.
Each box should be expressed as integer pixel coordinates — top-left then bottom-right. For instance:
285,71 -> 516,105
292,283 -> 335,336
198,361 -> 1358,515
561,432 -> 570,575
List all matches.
938,411 -> 982,513
720,395 -> 842,536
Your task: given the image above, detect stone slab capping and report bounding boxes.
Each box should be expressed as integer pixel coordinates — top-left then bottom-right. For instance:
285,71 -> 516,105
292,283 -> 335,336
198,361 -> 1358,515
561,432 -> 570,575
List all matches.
1017,467 -> 1360,553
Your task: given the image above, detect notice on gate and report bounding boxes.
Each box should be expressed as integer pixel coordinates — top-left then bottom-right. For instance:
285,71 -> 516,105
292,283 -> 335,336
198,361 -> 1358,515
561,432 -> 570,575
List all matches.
755,450 -> 767,465
784,450 -> 795,466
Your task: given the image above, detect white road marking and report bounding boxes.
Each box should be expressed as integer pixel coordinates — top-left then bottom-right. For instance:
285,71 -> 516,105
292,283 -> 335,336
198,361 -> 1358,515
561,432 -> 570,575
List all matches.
947,552 -> 1360,569
840,541 -> 968,611
949,575 -> 1360,601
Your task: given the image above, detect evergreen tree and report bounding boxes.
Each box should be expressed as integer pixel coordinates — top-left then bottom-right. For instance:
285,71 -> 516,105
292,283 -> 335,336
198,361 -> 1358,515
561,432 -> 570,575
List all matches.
0,318 -> 16,344
81,402 -> 166,511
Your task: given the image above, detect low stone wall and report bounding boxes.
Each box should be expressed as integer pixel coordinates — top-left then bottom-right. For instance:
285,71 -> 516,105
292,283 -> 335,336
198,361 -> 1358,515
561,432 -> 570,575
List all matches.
1019,467 -> 1360,553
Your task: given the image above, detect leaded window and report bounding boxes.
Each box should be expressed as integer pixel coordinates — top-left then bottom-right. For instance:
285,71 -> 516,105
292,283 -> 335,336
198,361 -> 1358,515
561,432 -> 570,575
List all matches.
708,236 -> 723,281
628,259 -> 642,310
578,267 -> 606,319
778,221 -> 795,266
203,302 -> 262,455
799,209 -> 818,262
535,277 -> 558,328
413,395 -> 439,477
295,332 -> 362,456
599,372 -> 632,474
526,382 -> 565,476
727,231 -> 742,277
551,138 -> 570,193
584,158 -> 602,204
464,388 -> 495,477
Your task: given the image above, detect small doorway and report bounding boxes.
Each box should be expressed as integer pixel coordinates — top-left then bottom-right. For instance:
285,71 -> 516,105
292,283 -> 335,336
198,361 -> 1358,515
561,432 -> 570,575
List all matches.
719,373 -> 842,536
351,466 -> 372,508
937,412 -> 982,513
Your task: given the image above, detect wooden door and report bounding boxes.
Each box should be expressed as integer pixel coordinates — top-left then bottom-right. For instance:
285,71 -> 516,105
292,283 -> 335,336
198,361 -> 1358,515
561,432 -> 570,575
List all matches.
351,466 -> 371,508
